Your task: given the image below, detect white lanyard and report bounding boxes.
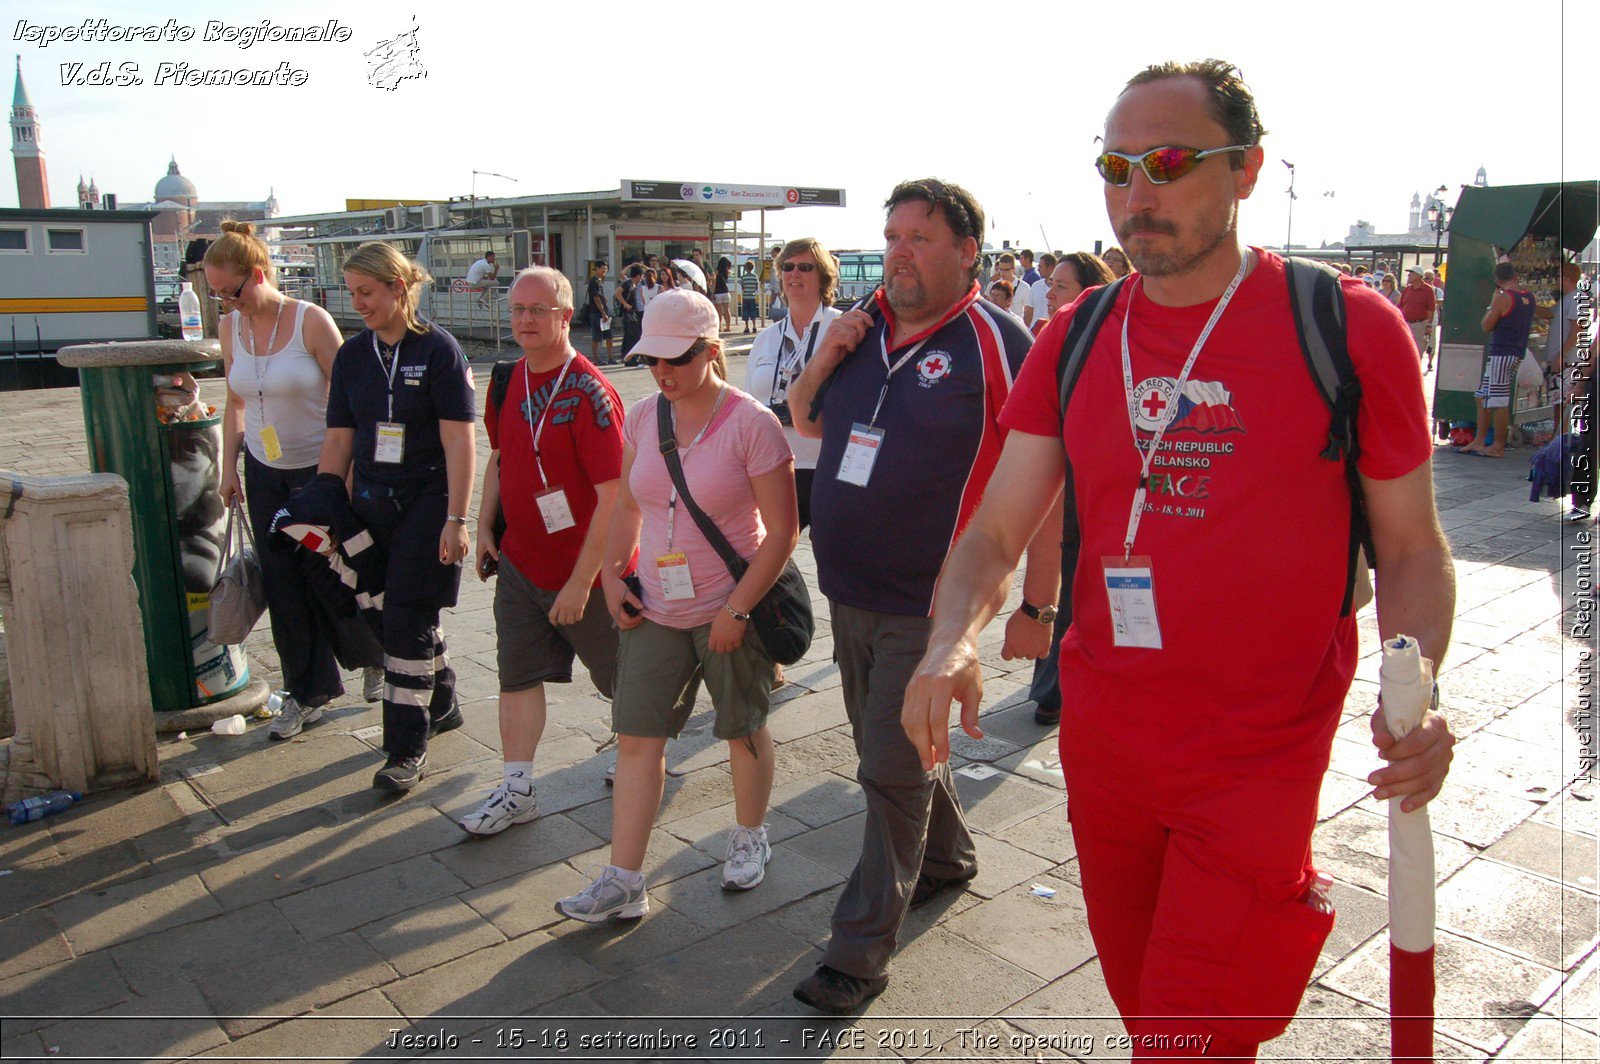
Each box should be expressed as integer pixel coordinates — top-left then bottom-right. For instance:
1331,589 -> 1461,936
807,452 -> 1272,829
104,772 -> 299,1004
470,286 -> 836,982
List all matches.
868,331 -> 932,429
370,331 -> 404,421
665,384 -> 728,550
523,354 -> 573,487
771,317 -> 821,406
244,298 -> 285,426
1117,249 -> 1252,560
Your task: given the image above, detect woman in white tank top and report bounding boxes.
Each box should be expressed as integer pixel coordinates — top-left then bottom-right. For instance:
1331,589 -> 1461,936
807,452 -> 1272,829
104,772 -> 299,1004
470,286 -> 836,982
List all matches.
208,220 -> 382,737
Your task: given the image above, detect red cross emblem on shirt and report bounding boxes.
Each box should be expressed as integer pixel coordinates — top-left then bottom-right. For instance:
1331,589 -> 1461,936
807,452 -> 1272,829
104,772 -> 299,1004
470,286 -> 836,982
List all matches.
1141,391 -> 1169,419
925,356 -> 946,375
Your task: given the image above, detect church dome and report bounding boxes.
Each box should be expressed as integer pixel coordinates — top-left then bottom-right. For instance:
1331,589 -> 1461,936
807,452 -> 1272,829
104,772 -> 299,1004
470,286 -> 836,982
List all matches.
154,157 -> 198,202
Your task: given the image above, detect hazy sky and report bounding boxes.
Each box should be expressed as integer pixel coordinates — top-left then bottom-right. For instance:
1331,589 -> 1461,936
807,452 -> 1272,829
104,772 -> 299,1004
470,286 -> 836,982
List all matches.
7,0 -> 1596,255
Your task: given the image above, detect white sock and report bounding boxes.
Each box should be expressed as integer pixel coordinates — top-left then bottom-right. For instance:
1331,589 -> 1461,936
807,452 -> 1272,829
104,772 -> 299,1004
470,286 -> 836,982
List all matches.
504,762 -> 534,786
607,864 -> 645,888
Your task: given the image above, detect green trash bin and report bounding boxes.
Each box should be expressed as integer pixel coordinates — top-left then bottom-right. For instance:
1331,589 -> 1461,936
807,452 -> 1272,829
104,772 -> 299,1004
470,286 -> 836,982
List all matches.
57,340 -> 265,717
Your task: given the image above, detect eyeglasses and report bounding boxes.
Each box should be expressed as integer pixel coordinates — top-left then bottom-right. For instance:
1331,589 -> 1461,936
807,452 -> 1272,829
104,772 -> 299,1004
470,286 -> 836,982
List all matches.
208,275 -> 249,302
1095,144 -> 1254,187
781,262 -> 817,274
640,349 -> 701,369
509,304 -> 566,317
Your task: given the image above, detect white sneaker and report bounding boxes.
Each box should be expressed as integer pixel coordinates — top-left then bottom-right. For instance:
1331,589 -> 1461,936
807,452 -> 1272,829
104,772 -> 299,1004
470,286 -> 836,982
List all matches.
363,666 -> 385,703
604,760 -> 616,785
458,778 -> 539,836
556,866 -> 649,922
268,696 -> 322,740
722,824 -> 771,890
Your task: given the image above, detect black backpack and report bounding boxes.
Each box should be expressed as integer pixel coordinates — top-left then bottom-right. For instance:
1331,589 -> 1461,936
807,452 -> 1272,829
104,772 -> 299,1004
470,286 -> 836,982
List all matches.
485,360 -> 519,542
1053,257 -> 1372,617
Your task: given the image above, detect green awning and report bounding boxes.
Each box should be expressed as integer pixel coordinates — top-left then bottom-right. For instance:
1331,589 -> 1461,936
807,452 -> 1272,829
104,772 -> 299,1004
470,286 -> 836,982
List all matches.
1448,181 -> 1600,254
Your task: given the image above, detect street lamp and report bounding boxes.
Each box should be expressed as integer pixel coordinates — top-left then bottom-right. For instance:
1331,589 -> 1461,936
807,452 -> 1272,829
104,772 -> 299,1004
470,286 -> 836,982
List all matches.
1426,185 -> 1452,266
1283,160 -> 1297,251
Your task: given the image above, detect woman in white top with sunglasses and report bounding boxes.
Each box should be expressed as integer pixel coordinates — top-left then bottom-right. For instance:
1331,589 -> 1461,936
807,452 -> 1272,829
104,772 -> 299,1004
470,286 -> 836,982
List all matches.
744,238 -> 842,534
208,220 -> 383,740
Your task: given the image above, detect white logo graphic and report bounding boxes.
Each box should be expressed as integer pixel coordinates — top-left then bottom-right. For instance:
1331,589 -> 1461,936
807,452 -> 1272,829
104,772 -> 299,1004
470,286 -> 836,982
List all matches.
1131,377 -> 1179,432
917,351 -> 953,385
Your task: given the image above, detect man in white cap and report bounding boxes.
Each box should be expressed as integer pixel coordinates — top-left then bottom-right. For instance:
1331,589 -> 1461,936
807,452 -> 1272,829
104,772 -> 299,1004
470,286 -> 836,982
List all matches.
1399,265 -> 1437,363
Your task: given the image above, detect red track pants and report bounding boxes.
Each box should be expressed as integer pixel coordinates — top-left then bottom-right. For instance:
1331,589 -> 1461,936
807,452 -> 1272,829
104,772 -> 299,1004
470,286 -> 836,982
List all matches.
1061,722 -> 1335,1060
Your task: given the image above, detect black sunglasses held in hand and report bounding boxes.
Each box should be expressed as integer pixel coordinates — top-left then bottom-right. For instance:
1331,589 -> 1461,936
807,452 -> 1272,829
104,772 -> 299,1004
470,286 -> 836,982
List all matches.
1095,144 -> 1253,186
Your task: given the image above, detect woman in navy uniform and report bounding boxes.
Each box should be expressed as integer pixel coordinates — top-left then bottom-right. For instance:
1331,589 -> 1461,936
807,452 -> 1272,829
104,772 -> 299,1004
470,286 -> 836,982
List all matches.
318,242 -> 478,791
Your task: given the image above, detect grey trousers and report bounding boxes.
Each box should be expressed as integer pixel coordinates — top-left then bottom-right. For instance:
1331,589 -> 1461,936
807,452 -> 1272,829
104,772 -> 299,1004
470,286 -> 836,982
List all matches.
820,602 -> 978,980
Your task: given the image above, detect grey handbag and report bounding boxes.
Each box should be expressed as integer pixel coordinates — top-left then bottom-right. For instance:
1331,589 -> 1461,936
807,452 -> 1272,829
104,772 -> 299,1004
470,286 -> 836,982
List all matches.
208,499 -> 267,645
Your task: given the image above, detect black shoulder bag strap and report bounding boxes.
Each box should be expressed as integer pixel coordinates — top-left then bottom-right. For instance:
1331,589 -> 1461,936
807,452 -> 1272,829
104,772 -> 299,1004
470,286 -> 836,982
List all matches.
806,291 -> 883,424
1050,277 -> 1128,588
654,394 -> 749,582
1284,256 -> 1369,616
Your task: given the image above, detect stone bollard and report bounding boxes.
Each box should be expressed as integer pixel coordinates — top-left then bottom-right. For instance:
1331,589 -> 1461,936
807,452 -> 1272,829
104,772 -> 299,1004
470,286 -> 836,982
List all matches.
0,471 -> 159,794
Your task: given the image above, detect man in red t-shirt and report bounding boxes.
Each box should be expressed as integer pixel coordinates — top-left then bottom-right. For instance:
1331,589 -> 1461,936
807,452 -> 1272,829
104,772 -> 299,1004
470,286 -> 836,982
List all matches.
462,266 -> 632,836
1398,265 -> 1437,360
900,61 -> 1457,1057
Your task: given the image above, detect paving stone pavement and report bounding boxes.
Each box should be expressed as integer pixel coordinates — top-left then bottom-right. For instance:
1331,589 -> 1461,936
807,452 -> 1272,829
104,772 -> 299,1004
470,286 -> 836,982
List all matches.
0,355 -> 1595,1062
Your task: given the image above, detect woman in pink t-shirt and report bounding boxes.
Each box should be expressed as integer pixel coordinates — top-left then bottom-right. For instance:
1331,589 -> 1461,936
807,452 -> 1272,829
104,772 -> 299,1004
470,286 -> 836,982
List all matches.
556,290 -> 797,924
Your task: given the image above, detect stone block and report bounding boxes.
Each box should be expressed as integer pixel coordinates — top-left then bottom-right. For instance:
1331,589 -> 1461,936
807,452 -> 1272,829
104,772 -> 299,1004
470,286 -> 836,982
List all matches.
50,869 -> 222,954
274,853 -> 470,940
382,929 -> 605,1020
547,901 -> 716,978
1484,819 -> 1599,893
944,875 -> 1094,982
1323,930 -> 1560,1053
653,847 -> 845,932
427,810 -> 605,889
0,472 -> 158,793
203,987 -> 414,1059
26,977 -> 228,1062
954,769 -> 1064,834
995,807 -> 1074,865
108,899 -> 305,997
568,828 -> 719,889
660,800 -> 809,862
0,951 -> 130,1035
1312,807 -> 1475,895
200,931 -> 397,1039
356,897 -> 507,977
768,770 -> 866,828
1437,860 -> 1598,971
0,911 -> 71,983
1315,878 -> 1388,979
1493,1016 -> 1599,1062
461,860 -> 594,939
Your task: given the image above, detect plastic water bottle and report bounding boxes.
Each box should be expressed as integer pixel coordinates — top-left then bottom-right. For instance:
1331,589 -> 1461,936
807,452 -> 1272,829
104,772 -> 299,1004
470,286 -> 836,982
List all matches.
8,791 -> 83,825
179,281 -> 203,341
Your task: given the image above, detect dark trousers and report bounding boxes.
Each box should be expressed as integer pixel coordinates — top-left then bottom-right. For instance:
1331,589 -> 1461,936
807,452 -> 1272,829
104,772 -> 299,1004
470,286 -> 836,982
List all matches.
821,602 -> 977,980
351,480 -> 460,759
244,453 -> 381,707
622,315 -> 642,358
1027,535 -> 1076,713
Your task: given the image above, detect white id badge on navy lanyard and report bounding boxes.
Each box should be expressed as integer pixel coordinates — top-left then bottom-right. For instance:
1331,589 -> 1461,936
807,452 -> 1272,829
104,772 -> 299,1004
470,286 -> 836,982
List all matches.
1102,555 -> 1163,649
526,356 -> 576,533
834,333 -> 928,487
372,333 -> 406,464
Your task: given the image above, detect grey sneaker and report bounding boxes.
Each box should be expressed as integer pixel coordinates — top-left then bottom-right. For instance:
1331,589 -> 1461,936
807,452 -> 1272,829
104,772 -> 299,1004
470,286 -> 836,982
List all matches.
459,778 -> 539,836
556,866 -> 649,923
363,666 -> 385,703
268,696 -> 322,740
722,824 -> 771,890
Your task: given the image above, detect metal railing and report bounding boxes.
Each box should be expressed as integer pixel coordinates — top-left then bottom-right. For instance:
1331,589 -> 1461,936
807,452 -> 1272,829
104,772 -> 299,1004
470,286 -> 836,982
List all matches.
314,284 -> 506,352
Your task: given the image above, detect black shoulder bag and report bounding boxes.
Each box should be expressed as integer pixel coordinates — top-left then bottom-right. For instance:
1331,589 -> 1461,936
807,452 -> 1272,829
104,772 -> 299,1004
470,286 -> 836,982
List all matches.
654,395 -> 814,665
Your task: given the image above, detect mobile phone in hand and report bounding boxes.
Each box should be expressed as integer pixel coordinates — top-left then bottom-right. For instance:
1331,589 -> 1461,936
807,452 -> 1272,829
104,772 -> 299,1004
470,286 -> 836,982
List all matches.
622,574 -> 643,617
478,553 -> 498,579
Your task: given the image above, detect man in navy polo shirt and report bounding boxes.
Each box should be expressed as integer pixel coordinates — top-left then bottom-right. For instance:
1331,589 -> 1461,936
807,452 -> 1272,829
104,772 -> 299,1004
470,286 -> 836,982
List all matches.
786,178 -> 1052,1012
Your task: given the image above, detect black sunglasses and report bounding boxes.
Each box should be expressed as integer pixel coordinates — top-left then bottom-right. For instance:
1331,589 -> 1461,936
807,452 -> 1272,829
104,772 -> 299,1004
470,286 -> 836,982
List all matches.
641,350 -> 700,369
208,274 -> 249,302
781,262 -> 817,273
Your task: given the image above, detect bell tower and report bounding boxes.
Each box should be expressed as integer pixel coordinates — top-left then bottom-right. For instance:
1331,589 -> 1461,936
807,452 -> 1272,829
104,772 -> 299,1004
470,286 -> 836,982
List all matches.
11,56 -> 50,209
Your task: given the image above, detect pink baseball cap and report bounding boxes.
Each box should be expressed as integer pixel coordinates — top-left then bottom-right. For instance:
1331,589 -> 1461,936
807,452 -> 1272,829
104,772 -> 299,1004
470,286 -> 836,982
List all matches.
632,289 -> 719,359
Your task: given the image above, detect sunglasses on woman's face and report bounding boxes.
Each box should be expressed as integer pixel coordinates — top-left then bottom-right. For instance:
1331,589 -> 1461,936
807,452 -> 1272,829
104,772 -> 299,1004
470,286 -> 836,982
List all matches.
641,350 -> 700,369
781,262 -> 817,273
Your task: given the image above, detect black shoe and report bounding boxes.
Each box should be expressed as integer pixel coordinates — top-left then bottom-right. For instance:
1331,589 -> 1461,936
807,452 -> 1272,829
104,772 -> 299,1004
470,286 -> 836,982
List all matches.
1033,702 -> 1061,726
909,868 -> 977,908
792,965 -> 888,1014
373,752 -> 427,792
428,700 -> 464,738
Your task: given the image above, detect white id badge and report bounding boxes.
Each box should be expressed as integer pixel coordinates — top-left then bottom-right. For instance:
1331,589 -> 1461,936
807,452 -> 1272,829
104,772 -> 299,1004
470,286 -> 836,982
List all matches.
656,552 -> 695,601
836,423 -> 884,486
374,422 -> 405,464
1102,556 -> 1163,649
535,486 -> 576,534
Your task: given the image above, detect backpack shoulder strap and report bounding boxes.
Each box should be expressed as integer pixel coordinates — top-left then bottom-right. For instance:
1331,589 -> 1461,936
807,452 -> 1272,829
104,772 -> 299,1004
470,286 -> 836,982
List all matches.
489,359 -> 517,414
1284,256 -> 1370,616
1056,277 -> 1128,427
